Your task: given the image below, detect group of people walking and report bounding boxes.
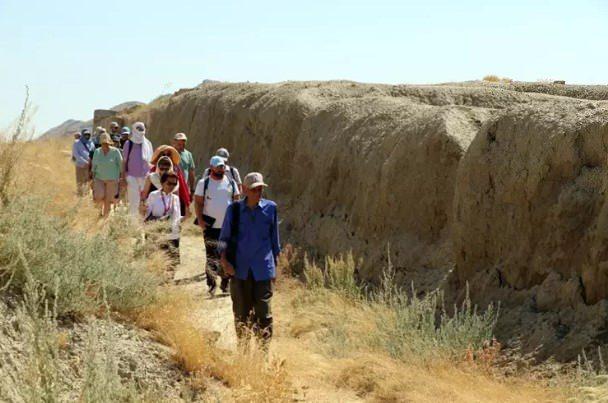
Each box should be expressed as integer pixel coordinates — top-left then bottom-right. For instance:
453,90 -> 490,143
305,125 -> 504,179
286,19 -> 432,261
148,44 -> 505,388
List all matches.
71,121 -> 280,346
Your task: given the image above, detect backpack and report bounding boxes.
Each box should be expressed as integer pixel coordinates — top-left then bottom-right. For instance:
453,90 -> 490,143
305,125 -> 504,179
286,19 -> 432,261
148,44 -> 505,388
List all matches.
124,140 -> 134,173
194,176 -> 238,226
225,201 -> 241,268
201,176 -> 237,200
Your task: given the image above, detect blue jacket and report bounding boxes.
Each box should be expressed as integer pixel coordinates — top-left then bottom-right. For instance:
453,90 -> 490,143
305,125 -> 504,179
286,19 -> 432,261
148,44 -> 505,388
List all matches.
72,138 -> 94,167
219,198 -> 281,281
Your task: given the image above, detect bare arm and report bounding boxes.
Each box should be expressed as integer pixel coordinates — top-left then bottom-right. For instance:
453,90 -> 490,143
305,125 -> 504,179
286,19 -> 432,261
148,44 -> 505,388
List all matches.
194,194 -> 205,231
142,176 -> 152,199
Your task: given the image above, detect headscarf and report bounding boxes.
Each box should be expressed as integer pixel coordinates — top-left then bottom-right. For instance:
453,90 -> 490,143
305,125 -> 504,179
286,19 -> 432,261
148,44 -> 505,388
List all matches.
150,157 -> 191,208
131,122 -> 154,162
149,157 -> 178,191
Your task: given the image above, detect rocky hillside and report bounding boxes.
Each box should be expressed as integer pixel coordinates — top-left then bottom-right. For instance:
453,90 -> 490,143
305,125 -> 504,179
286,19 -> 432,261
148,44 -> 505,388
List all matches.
41,101 -> 144,139
101,80 -> 608,359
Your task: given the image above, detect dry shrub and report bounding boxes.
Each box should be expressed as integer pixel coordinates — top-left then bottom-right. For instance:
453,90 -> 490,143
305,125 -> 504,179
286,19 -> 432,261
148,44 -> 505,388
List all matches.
483,75 -> 513,84
135,291 -> 211,372
0,198 -> 160,316
135,291 -> 292,402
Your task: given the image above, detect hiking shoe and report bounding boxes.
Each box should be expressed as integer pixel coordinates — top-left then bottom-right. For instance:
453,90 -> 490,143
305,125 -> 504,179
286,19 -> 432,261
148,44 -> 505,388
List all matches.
208,282 -> 217,297
220,278 -> 229,293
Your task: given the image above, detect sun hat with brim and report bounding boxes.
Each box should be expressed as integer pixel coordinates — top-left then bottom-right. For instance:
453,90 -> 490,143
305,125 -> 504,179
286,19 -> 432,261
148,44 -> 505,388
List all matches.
210,156 -> 226,168
100,133 -> 113,145
174,132 -> 188,141
151,145 -> 181,166
243,172 -> 268,188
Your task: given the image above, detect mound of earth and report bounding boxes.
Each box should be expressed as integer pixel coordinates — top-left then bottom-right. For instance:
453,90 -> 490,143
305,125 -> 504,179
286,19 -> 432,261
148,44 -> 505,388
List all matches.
99,80 -> 608,360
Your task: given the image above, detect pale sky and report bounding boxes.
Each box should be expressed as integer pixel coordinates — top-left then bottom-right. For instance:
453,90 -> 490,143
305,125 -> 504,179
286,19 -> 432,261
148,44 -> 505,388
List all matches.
1,0 -> 607,134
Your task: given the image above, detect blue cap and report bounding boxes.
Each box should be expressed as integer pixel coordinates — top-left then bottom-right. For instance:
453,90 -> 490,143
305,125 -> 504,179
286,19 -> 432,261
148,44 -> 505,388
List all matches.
210,156 -> 226,168
121,126 -> 131,135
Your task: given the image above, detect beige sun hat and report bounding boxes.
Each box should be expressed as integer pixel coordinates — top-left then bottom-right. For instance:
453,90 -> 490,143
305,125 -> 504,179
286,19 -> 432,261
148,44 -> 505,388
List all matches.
243,172 -> 268,189
174,132 -> 188,141
99,133 -> 113,145
151,145 -> 181,166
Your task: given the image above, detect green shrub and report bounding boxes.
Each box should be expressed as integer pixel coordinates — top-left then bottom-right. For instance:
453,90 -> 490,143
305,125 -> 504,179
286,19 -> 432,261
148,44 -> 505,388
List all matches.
0,197 -> 159,316
303,253 -> 362,298
304,250 -> 498,363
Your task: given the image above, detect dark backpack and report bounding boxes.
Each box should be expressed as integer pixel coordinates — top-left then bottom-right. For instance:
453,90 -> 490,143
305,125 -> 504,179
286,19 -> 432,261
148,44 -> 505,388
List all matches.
225,201 -> 241,268
201,176 -> 237,199
124,140 -> 134,173
194,177 -> 238,226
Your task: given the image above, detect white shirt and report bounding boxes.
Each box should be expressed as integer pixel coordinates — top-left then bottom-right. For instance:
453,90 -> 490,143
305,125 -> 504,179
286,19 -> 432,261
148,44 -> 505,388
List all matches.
195,175 -> 240,229
145,190 -> 181,240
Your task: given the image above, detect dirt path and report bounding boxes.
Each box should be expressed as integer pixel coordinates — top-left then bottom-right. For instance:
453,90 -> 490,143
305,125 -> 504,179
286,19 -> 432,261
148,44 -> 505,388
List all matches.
170,234 -> 364,402
173,234 -> 237,351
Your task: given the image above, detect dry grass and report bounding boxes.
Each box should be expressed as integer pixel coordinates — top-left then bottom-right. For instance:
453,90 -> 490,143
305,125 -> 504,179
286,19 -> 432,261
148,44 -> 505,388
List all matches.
483,75 -> 513,84
271,276 -> 569,402
270,249 -> 571,402
135,291 -> 292,402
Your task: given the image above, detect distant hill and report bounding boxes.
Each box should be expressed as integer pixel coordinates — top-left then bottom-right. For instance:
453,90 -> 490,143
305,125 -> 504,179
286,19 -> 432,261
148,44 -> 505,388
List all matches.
40,101 -> 144,139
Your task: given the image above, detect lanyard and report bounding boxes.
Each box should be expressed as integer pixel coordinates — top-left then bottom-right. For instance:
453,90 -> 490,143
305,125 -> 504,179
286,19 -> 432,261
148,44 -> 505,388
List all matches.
160,192 -> 173,216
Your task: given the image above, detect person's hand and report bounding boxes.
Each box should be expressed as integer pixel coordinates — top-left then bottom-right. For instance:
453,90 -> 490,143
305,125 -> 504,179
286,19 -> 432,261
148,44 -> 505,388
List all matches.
222,261 -> 235,277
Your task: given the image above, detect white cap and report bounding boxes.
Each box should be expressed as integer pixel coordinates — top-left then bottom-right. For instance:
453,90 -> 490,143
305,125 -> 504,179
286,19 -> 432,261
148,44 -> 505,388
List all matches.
174,132 -> 187,141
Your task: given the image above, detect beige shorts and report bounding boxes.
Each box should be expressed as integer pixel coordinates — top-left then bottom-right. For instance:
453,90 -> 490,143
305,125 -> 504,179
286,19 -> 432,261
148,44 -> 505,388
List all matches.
93,179 -> 118,202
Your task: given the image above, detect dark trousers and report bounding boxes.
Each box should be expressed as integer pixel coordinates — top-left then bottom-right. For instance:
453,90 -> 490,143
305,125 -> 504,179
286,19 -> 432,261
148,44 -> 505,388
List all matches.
204,228 -> 229,289
230,270 -> 273,345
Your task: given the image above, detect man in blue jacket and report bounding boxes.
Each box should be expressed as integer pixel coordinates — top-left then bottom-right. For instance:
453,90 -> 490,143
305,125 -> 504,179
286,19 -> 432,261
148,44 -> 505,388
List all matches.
219,172 -> 280,347
71,128 -> 94,196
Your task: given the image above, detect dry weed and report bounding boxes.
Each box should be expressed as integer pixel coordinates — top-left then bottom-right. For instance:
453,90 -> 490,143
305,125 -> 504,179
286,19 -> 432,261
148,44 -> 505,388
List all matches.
135,291 -> 293,402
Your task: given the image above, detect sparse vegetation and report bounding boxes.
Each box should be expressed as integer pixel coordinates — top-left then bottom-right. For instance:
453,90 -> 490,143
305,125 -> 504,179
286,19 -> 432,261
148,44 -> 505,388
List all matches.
483,75 -> 513,84
0,199 -> 160,316
136,291 -> 292,401
302,252 -> 498,364
0,95 -> 165,402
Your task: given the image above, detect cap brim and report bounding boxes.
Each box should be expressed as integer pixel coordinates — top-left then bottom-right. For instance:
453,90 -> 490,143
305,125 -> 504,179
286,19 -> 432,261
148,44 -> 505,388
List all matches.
248,182 -> 268,188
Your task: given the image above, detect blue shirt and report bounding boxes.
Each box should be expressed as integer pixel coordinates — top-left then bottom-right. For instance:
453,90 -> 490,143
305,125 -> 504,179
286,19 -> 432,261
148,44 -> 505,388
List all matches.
72,139 -> 94,167
219,198 -> 281,281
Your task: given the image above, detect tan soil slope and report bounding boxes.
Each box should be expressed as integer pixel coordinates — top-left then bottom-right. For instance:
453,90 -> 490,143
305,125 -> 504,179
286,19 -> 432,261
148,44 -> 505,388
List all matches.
105,82 -> 538,281
103,81 -> 608,359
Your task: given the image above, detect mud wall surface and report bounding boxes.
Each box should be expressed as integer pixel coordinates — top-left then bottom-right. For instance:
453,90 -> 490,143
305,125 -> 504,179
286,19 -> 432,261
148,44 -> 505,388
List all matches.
107,81 -> 608,359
